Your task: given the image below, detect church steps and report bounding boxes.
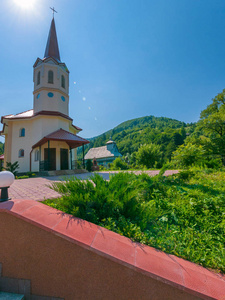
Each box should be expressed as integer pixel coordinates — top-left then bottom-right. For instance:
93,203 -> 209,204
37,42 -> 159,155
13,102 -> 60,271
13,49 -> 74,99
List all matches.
0,263 -> 63,300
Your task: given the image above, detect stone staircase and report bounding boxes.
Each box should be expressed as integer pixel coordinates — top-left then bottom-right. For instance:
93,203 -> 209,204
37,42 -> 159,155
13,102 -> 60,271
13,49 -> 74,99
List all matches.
0,292 -> 25,299
0,264 -> 63,300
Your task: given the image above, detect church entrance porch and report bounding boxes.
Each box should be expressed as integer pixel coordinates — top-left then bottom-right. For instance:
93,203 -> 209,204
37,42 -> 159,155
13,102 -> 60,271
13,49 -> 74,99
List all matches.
32,128 -> 89,173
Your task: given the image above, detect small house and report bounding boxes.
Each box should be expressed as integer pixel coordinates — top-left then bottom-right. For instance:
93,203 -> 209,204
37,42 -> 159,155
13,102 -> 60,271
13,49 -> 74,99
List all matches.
84,140 -> 122,167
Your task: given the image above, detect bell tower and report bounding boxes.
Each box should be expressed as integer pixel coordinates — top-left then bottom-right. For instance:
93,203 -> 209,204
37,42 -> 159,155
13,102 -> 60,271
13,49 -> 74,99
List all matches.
33,17 -> 70,116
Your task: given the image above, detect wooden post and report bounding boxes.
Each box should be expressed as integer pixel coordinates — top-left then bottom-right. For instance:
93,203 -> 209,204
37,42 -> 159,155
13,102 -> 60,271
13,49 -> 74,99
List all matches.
82,144 -> 85,168
70,147 -> 72,170
48,140 -> 50,171
39,146 -> 41,171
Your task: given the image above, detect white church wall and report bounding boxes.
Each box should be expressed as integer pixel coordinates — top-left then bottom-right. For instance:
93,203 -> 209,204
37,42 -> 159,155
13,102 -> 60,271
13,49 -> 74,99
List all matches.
3,126 -> 12,168
33,61 -> 69,116
32,116 -> 69,141
10,119 -> 33,173
33,90 -> 68,116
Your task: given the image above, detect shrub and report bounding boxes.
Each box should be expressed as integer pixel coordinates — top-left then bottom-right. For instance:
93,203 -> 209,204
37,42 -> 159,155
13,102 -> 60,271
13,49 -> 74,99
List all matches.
16,175 -> 29,179
44,170 -> 225,273
86,159 -> 92,172
136,144 -> 162,169
171,143 -> 206,168
110,157 -> 128,170
4,161 -> 19,176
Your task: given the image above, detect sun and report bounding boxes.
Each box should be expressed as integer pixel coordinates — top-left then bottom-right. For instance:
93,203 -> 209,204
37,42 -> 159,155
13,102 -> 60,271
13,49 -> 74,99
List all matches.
14,0 -> 36,10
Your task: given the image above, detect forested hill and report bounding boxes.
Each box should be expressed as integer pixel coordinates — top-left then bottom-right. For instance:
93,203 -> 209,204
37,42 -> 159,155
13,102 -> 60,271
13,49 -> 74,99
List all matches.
78,115 -> 195,161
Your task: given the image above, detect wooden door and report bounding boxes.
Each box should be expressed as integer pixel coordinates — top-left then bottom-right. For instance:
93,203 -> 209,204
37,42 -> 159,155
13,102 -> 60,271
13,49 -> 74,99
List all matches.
60,148 -> 69,170
44,148 -> 56,171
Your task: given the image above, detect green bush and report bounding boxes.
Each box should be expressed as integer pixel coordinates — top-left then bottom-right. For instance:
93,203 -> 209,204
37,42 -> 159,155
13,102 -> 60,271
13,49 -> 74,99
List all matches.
110,157 -> 128,170
4,161 -> 19,176
44,169 -> 225,273
136,143 -> 162,169
86,159 -> 92,172
16,175 -> 29,179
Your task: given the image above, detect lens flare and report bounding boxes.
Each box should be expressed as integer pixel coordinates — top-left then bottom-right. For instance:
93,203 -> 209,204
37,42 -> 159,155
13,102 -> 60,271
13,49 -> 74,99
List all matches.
14,0 -> 36,10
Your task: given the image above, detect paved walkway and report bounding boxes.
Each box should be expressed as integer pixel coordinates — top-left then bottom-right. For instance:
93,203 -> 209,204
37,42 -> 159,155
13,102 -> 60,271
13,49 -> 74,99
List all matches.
8,170 -> 179,201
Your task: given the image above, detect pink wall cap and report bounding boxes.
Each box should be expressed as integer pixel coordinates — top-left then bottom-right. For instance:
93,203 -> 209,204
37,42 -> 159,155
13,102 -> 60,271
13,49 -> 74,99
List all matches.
0,199 -> 225,299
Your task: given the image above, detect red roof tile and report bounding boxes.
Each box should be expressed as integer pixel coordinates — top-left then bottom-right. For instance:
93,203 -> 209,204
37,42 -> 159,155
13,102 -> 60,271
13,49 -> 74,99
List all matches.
32,128 -> 89,149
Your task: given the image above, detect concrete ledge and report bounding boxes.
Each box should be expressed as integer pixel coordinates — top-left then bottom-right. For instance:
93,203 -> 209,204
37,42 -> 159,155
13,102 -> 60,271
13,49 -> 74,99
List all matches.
0,199 -> 225,300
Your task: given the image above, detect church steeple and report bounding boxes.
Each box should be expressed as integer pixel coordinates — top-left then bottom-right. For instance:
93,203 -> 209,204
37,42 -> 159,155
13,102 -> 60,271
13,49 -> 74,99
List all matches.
44,17 -> 61,61
33,16 -> 69,116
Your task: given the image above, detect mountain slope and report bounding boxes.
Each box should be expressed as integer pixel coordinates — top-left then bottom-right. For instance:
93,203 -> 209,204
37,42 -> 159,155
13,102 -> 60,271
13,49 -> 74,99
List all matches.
78,115 -> 194,162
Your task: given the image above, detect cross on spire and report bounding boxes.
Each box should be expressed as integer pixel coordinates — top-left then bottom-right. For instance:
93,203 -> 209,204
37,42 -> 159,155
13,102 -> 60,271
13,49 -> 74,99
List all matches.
50,7 -> 57,18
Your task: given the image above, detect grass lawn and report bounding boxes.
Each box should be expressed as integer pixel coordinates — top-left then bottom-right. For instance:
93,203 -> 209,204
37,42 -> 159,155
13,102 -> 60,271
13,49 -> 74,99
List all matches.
43,168 -> 225,274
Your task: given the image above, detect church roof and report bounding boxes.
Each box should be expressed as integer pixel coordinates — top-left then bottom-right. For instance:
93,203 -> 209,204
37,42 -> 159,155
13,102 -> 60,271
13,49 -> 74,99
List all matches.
32,128 -> 89,149
84,145 -> 122,160
0,154 -> 4,161
1,109 -> 82,131
2,109 -> 34,119
106,140 -> 115,144
44,18 -> 61,62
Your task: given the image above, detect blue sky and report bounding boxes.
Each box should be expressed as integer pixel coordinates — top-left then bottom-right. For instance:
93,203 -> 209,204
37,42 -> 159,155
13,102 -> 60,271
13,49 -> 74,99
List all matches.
1,0 -> 225,143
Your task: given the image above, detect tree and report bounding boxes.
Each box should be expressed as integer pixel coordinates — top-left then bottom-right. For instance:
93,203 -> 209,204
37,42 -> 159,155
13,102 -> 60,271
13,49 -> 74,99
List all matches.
86,159 -> 92,172
136,144 -> 161,168
197,89 -> 225,165
4,161 -> 19,176
110,158 -> 128,170
171,143 -> 206,168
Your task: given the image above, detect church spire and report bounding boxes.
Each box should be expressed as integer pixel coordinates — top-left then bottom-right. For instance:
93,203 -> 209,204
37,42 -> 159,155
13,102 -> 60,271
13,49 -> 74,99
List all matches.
44,17 -> 61,61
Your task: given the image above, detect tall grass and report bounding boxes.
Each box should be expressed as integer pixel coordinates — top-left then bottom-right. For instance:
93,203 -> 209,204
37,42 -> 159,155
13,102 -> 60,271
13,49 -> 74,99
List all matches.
44,169 -> 225,273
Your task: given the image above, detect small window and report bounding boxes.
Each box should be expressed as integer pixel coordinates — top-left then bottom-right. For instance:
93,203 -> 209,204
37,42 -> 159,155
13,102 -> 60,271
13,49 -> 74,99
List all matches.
48,70 -> 54,84
37,71 -> 40,85
19,128 -> 25,137
61,75 -> 65,89
19,149 -> 24,158
34,150 -> 39,161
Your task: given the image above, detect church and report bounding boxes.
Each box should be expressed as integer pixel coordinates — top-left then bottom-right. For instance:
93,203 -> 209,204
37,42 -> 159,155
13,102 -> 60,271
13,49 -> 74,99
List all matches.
0,16 -> 89,174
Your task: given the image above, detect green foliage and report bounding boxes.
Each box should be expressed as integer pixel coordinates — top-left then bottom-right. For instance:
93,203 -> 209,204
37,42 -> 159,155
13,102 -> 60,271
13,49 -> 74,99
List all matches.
44,170 -> 225,273
171,143 -> 206,168
86,159 -> 92,172
0,142 -> 4,155
77,115 -> 189,165
16,175 -> 29,179
136,143 -> 162,168
110,157 -> 128,170
197,89 -> 225,165
26,172 -> 36,178
4,161 -> 19,176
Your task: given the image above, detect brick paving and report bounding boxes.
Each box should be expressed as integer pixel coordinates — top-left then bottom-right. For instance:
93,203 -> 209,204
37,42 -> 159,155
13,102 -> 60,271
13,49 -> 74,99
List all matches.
8,170 -> 179,202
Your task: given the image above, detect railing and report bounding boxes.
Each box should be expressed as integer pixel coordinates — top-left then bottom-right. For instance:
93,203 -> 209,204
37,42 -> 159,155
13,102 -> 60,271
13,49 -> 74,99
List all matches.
40,160 -> 85,171
39,160 -> 50,172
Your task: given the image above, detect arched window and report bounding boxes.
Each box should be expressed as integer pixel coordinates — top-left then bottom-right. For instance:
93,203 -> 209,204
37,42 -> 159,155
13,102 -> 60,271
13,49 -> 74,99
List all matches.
19,128 -> 25,137
37,71 -> 40,85
61,75 -> 65,89
48,70 -> 54,84
19,149 -> 24,158
34,150 -> 39,161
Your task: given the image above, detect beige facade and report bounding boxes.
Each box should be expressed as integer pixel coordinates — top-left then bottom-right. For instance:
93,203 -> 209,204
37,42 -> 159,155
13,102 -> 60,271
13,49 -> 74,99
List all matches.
1,17 -> 88,174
